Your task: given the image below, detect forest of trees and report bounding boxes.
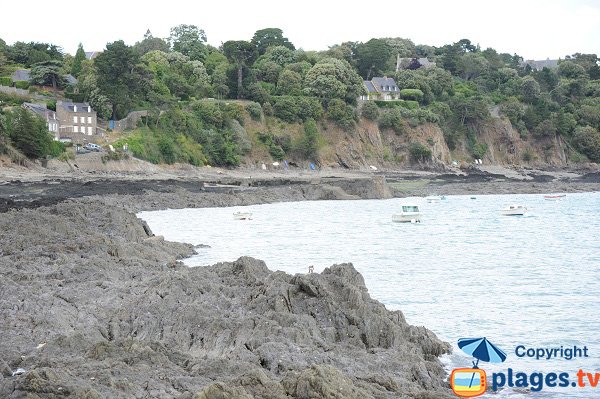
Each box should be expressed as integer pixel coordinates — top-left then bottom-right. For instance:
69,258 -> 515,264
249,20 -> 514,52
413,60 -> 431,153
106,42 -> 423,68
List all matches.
1,27 -> 599,165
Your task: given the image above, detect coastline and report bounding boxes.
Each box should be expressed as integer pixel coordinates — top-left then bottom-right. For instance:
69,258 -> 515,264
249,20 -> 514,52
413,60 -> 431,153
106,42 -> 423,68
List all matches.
1,164 -> 599,398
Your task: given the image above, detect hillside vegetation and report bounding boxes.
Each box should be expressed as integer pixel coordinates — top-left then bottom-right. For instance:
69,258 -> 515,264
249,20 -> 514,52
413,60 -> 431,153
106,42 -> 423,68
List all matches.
1,29 -> 599,167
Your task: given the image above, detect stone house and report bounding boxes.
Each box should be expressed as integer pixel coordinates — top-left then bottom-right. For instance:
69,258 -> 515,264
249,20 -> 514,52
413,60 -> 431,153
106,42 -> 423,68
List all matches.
56,101 -> 98,138
396,56 -> 436,71
359,76 -> 400,101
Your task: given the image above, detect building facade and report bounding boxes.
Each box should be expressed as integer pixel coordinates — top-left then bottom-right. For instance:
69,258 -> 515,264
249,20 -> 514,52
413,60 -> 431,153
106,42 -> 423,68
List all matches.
22,103 -> 59,139
56,101 -> 98,138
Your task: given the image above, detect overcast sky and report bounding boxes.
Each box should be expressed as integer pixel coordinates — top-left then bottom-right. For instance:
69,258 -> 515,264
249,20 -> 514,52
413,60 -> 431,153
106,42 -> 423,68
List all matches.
2,0 -> 599,60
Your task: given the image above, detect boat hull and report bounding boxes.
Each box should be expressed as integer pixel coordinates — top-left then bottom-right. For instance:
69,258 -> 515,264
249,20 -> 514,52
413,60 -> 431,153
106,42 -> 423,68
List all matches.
233,212 -> 253,220
392,213 -> 421,223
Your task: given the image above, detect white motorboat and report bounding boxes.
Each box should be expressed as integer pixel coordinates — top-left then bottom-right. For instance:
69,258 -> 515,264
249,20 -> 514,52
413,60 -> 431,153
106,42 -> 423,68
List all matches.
233,212 -> 253,220
392,205 -> 421,223
544,194 -> 566,201
501,205 -> 527,216
425,196 -> 442,203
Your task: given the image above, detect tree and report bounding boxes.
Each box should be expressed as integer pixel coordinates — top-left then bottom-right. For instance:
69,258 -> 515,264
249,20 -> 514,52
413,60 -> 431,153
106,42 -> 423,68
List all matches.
251,28 -> 295,55
8,108 -> 52,158
71,43 -> 86,77
169,24 -> 207,61
520,77 -> 541,103
134,30 -> 169,56
299,119 -> 320,160
30,60 -> 66,93
456,53 -> 489,80
572,126 -> 600,162
276,69 -> 302,95
356,39 -> 392,79
223,41 -> 257,99
94,40 -> 141,119
304,58 -> 365,103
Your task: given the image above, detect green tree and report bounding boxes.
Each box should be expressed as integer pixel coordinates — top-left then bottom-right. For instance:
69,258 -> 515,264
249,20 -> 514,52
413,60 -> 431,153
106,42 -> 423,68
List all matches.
520,77 -> 541,103
408,142 -> 432,162
251,28 -> 295,55
356,39 -> 392,79
30,60 -> 66,93
361,101 -> 379,120
169,24 -> 207,61
8,108 -> 52,158
276,69 -> 302,95
223,41 -> 257,99
134,30 -> 170,56
299,119 -> 320,160
71,43 -> 86,77
572,126 -> 600,162
94,40 -> 141,119
304,58 -> 365,102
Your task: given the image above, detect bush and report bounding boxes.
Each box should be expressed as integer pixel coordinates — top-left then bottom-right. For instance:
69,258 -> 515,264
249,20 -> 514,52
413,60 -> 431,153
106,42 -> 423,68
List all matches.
400,88 -> 424,102
298,119 -> 321,160
408,142 -> 432,162
245,102 -> 263,121
193,101 -> 224,128
374,100 -> 418,109
273,96 -> 300,123
572,126 -> 600,163
296,96 -> 323,121
15,81 -> 29,90
327,99 -> 356,131
48,140 -> 65,157
0,76 -> 11,86
471,142 -> 488,159
262,102 -> 274,116
361,102 -> 379,120
378,109 -> 407,134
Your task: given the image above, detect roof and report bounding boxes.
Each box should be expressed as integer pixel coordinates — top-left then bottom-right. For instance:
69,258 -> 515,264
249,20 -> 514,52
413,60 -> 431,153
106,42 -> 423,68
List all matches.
65,74 -> 78,85
524,59 -> 559,70
22,103 -> 56,120
12,69 -> 30,82
364,80 -> 377,93
396,57 -> 436,70
370,77 -> 398,92
57,101 -> 95,113
85,51 -> 101,60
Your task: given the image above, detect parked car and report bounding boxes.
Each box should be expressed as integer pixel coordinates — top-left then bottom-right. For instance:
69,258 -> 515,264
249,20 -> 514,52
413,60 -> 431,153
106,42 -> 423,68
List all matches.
83,143 -> 102,152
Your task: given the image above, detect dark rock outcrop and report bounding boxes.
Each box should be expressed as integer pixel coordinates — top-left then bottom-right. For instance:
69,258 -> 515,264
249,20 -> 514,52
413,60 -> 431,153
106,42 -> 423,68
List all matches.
0,202 -> 451,398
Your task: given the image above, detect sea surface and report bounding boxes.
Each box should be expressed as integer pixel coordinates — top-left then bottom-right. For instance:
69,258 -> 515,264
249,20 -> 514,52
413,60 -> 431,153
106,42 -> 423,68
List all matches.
139,192 -> 600,398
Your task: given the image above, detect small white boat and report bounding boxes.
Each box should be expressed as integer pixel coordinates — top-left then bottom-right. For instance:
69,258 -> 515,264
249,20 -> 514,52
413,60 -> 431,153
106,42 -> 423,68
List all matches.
425,196 -> 442,203
392,205 -> 421,223
233,212 -> 253,220
501,205 -> 527,216
544,194 -> 566,201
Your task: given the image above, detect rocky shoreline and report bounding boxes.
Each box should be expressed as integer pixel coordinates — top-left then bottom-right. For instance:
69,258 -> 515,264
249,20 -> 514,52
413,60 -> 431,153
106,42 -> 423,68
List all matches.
1,167 -> 599,398
0,200 -> 452,398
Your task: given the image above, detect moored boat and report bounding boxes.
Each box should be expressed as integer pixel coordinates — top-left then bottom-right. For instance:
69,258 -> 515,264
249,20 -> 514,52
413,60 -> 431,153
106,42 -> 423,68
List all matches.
392,205 -> 421,223
233,212 -> 253,220
544,194 -> 566,201
501,205 -> 527,216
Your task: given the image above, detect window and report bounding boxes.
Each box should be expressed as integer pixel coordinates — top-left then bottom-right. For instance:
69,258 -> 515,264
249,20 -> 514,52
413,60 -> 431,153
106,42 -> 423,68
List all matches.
73,126 -> 78,133
87,127 -> 92,135
87,116 -> 92,124
73,116 -> 78,123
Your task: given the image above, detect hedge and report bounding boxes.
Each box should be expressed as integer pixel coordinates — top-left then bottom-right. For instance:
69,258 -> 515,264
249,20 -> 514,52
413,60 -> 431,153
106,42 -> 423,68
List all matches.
0,76 -> 12,87
374,100 -> 419,109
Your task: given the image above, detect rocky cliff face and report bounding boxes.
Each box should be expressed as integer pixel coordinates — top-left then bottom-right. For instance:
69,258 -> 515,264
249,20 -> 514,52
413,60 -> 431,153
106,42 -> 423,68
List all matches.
0,202 -> 452,398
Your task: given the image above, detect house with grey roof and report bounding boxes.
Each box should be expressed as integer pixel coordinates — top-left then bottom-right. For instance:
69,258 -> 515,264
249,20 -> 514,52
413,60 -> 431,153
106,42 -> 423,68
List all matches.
522,59 -> 560,71
22,103 -> 60,139
396,56 -> 436,71
11,69 -> 78,86
359,76 -> 400,101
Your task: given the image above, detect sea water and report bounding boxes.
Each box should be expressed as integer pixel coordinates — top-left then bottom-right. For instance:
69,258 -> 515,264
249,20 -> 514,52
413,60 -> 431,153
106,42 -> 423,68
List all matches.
139,192 -> 600,398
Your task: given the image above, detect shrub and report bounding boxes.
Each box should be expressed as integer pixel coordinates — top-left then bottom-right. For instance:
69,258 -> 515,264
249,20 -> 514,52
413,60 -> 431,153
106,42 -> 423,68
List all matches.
296,96 -> 323,121
327,98 -> 356,131
262,102 -> 274,116
193,101 -> 224,128
298,119 -> 320,160
273,96 -> 300,123
374,100 -> 418,109
378,109 -> 407,134
48,140 -> 65,157
0,76 -> 12,86
522,149 -> 534,162
245,102 -> 263,121
15,81 -> 29,90
572,126 -> 600,163
400,88 -> 424,102
471,142 -> 488,159
408,142 -> 432,162
361,101 -> 379,120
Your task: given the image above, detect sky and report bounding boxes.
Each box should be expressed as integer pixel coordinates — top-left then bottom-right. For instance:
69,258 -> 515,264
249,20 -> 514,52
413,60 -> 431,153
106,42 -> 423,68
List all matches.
1,0 -> 599,60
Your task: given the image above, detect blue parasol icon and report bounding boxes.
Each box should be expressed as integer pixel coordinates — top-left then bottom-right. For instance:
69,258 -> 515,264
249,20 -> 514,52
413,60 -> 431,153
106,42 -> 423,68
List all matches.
458,337 -> 507,388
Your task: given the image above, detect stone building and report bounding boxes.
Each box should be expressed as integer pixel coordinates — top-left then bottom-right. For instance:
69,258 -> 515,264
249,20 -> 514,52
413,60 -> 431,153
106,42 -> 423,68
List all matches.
56,101 -> 97,138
